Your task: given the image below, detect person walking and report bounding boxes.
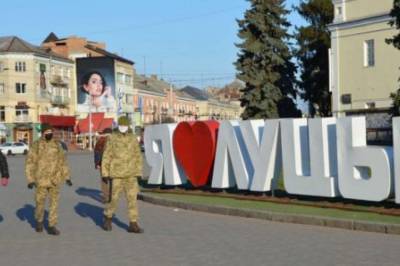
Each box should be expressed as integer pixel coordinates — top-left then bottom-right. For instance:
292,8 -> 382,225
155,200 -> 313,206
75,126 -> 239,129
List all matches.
101,116 -> 143,233
25,123 -> 72,235
94,127 -> 112,203
0,151 -> 9,187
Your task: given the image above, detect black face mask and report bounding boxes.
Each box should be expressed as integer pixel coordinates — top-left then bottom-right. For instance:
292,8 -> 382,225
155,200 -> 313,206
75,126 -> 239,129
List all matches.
44,133 -> 53,141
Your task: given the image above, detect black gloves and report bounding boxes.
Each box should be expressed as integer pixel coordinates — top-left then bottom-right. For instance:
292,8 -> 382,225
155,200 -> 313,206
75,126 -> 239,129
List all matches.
66,180 -> 73,186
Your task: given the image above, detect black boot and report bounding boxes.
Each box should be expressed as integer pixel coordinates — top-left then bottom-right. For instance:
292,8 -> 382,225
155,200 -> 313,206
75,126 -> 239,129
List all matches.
103,216 -> 112,231
35,221 -> 43,233
127,222 -> 144,234
47,226 -> 60,236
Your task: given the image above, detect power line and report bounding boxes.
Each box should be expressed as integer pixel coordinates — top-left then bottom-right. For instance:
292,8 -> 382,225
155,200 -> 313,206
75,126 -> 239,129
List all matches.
160,72 -> 236,77
82,5 -> 246,36
26,5 -> 246,43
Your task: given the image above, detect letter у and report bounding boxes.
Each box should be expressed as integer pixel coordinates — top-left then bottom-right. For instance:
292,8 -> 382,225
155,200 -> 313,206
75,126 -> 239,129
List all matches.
337,117 -> 392,202
239,119 -> 282,192
144,124 -> 186,185
281,118 -> 339,197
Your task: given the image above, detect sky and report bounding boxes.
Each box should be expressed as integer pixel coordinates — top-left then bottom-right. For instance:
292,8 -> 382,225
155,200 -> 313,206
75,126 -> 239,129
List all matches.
0,0 -> 306,89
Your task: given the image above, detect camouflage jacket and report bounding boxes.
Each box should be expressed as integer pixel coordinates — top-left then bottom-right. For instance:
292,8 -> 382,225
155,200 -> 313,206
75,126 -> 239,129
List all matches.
101,132 -> 143,179
25,138 -> 70,187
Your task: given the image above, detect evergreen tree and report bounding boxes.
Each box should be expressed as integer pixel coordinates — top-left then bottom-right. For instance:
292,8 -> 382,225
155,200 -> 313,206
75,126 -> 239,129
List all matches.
390,89 -> 400,117
294,0 -> 333,117
387,0 -> 400,48
235,0 -> 300,119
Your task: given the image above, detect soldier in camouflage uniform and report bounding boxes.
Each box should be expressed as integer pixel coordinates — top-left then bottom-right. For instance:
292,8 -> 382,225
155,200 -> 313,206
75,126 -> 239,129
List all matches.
25,123 -> 72,235
102,116 -> 143,233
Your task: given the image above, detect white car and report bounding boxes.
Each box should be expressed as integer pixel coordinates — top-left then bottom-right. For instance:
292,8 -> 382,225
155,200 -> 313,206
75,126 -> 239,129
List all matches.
0,142 -> 29,155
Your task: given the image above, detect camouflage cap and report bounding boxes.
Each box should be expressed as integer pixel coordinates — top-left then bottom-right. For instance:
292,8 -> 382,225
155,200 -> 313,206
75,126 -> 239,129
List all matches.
41,123 -> 53,133
118,116 -> 130,126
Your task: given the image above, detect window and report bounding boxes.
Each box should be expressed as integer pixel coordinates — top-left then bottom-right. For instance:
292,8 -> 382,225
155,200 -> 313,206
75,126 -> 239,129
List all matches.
0,106 -> 5,122
364,39 -> 375,67
15,62 -> 26,72
365,102 -> 375,109
126,94 -> 134,104
16,83 -> 26,94
126,75 -> 132,85
15,109 -> 28,116
0,83 -> 4,95
337,6 -> 342,16
117,72 -> 124,83
40,64 -> 46,72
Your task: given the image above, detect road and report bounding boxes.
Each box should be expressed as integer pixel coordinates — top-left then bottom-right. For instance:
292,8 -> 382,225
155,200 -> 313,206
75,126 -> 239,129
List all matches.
0,153 -> 399,266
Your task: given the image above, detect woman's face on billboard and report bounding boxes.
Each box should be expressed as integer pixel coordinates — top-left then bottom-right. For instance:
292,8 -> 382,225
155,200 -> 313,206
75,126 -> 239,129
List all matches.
84,73 -> 103,97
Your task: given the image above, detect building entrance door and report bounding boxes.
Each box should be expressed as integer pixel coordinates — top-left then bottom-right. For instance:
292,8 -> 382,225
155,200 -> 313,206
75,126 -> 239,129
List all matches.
15,130 -> 31,145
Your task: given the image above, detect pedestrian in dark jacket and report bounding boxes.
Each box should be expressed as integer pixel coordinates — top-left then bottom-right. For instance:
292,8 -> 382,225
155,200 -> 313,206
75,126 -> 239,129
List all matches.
0,151 -> 10,186
94,128 -> 112,203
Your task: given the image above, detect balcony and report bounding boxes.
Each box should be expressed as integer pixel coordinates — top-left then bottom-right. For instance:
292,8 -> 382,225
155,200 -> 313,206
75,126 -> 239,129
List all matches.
50,75 -> 69,88
14,115 -> 31,123
51,95 -> 70,106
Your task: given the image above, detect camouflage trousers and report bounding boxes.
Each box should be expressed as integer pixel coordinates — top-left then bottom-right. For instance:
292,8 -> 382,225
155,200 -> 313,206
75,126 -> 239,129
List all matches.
101,178 -> 109,203
35,186 -> 60,227
103,177 -> 139,222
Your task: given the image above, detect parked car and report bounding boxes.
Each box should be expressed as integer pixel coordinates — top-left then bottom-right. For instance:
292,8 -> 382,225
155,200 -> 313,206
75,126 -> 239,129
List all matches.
0,142 -> 29,155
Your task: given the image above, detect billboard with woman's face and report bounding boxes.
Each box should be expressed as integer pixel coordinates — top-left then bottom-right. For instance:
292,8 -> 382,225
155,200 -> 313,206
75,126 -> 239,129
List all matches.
76,57 -> 116,113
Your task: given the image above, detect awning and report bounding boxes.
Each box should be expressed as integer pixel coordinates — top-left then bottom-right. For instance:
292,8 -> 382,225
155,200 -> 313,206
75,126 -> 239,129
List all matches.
40,115 -> 76,127
14,123 -> 32,130
76,113 -> 113,134
98,118 -> 113,132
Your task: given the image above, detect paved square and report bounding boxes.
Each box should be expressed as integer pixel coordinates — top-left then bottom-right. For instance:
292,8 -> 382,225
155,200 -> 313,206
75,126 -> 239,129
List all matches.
0,153 -> 399,266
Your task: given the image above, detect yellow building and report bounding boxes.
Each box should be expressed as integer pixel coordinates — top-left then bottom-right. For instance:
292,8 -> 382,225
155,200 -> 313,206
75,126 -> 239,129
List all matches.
0,36 -> 75,145
181,86 -> 241,120
43,34 -> 137,123
329,0 -> 400,128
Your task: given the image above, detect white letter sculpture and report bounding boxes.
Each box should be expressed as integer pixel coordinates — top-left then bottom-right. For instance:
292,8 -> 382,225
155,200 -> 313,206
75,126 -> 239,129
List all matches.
211,121 -> 251,190
337,117 -> 392,201
239,119 -> 282,192
144,124 -> 186,185
281,118 -> 339,197
392,117 -> 400,203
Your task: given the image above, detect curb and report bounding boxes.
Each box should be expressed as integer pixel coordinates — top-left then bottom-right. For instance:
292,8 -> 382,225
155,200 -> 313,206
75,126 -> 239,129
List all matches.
138,193 -> 400,235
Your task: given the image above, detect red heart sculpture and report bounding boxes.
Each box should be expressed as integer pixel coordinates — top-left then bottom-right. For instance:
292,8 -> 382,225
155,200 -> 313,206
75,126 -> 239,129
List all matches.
173,121 -> 219,187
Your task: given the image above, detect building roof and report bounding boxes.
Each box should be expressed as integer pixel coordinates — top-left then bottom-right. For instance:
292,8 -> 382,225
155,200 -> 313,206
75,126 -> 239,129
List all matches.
0,36 -> 73,63
135,74 -> 166,95
42,32 -> 59,43
175,89 -> 197,101
85,44 -> 134,65
180,86 -> 209,101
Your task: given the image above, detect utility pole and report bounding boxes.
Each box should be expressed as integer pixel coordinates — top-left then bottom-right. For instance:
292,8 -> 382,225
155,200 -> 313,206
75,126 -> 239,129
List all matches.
160,60 -> 163,80
143,56 -> 146,77
88,98 -> 93,151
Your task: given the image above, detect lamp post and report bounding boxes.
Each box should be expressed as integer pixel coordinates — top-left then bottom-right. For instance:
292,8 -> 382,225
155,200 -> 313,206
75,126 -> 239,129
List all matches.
88,97 -> 93,151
